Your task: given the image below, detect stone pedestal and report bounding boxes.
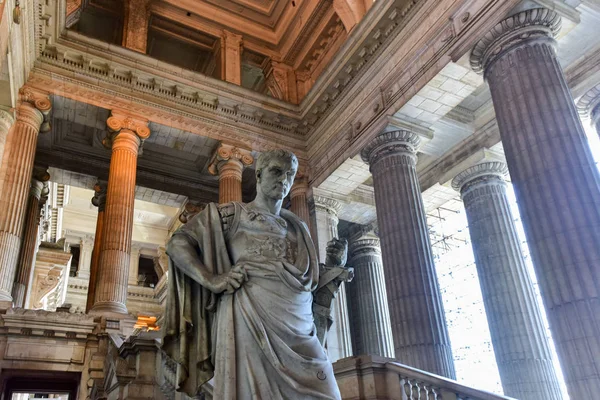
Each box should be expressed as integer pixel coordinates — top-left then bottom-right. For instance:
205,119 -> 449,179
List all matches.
12,170 -> 50,308
361,130 -> 455,378
471,9 -> 600,397
0,99 -> 50,306
208,143 -> 254,203
91,116 -> 149,315
347,236 -> 394,358
313,195 -> 353,362
87,181 -> 106,313
452,161 -> 563,400
290,174 -> 311,226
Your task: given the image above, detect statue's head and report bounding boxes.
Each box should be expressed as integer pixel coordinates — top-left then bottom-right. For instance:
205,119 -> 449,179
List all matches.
255,149 -> 298,200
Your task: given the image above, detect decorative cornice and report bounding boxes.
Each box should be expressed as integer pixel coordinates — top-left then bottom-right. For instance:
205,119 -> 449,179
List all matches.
361,130 -> 420,164
577,83 -> 600,124
451,161 -> 508,192
470,8 -> 561,76
208,143 -> 254,176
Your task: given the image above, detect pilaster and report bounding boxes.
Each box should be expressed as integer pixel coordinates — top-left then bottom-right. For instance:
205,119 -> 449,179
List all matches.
208,143 -> 253,204
472,9 -> 600,397
221,30 -> 243,85
361,130 -> 455,378
128,244 -> 141,286
122,0 -> 151,53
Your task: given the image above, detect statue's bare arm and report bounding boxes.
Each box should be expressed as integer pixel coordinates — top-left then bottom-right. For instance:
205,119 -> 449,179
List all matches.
167,235 -> 247,294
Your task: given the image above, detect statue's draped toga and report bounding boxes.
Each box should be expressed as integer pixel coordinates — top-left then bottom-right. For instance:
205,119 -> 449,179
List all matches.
163,202 -> 341,399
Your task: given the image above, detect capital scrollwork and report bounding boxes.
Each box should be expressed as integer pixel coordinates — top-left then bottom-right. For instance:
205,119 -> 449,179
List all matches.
577,83 -> 600,124
361,130 -> 420,166
470,8 -> 561,76
451,161 -> 508,193
17,88 -> 53,132
208,143 -> 254,176
312,195 -> 343,216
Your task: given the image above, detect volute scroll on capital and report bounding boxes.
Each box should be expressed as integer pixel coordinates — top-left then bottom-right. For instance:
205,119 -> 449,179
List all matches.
470,8 -> 562,77
208,143 -> 254,176
104,113 -> 151,149
18,88 -> 53,132
451,161 -> 509,193
577,84 -> 600,125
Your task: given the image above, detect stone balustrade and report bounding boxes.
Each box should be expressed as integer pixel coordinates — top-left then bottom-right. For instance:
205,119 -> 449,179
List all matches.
335,355 -> 514,400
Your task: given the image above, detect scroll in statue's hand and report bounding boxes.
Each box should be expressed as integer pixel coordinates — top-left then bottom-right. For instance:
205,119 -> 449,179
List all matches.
325,238 -> 348,268
205,265 -> 248,294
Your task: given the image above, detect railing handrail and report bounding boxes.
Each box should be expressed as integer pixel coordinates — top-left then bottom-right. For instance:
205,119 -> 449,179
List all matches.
385,361 -> 515,400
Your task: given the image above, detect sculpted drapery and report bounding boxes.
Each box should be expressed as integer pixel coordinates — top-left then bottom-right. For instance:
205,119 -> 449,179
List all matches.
163,202 -> 342,399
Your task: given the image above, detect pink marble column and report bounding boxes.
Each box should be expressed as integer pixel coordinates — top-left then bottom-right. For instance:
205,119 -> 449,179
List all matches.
472,9 -> 600,398
208,143 -> 254,204
361,130 -> 455,378
86,181 -> 106,313
0,96 -> 51,307
90,115 -> 150,315
290,174 -> 311,226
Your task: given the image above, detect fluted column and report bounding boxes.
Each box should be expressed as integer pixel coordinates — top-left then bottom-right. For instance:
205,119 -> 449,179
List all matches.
0,95 -> 51,307
208,143 -> 254,203
12,168 -> 50,308
313,195 -> 353,362
347,236 -> 394,358
90,115 -> 150,315
471,9 -> 600,397
86,181 -> 106,313
361,130 -> 455,378
290,173 -> 311,226
452,161 -> 563,400
128,245 -> 141,286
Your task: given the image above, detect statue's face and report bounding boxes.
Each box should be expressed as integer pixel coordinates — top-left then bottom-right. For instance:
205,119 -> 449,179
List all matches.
257,157 -> 297,200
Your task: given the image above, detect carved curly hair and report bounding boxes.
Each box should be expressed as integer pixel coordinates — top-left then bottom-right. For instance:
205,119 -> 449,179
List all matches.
255,149 -> 298,179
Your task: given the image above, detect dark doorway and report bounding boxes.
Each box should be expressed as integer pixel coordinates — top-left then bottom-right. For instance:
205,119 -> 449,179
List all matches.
1,370 -> 80,400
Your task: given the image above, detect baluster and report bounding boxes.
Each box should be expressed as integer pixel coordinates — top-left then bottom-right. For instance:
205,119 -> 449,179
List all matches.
403,377 -> 413,399
411,380 -> 421,400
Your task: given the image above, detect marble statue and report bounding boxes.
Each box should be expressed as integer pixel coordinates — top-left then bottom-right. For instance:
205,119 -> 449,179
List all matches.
163,149 -> 352,399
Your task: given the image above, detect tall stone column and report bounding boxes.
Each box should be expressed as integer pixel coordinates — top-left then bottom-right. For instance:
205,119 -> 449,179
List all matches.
313,195 -> 353,362
452,161 -> 563,400
361,130 -> 455,378
290,173 -> 311,226
0,95 -> 51,307
90,115 -> 150,315
347,235 -> 394,358
208,143 -> 254,204
86,181 -> 106,313
12,168 -> 50,308
471,9 -> 600,397
0,109 -> 14,166
221,30 -> 243,85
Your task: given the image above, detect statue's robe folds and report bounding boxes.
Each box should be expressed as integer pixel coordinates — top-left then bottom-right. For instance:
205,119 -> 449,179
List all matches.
163,202 -> 341,399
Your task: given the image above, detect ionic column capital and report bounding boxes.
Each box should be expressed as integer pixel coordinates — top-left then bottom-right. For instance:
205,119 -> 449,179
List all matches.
312,195 -> 342,217
451,161 -> 508,193
179,201 -> 207,223
577,83 -> 600,126
470,8 -> 561,76
208,143 -> 254,178
18,88 -> 52,132
361,130 -> 420,166
105,112 -> 150,149
91,180 -> 108,212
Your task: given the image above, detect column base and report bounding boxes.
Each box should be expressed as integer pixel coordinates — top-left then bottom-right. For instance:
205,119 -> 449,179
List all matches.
11,283 -> 25,308
89,301 -> 128,317
0,300 -> 12,311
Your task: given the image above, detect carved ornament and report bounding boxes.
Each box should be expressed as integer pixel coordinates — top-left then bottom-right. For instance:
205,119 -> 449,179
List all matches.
349,237 -> 381,258
470,8 -> 561,76
451,161 -> 508,192
577,83 -> 600,124
313,195 -> 343,216
208,143 -> 254,176
360,130 -> 421,165
104,112 -> 151,149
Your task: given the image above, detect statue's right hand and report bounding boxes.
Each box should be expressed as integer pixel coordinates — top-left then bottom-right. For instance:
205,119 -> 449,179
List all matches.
204,265 -> 248,294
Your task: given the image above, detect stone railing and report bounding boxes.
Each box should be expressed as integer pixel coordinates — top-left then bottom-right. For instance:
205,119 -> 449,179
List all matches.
334,355 -> 515,400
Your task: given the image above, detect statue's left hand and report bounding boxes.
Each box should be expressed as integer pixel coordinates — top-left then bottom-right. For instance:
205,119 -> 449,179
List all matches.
325,238 -> 348,267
